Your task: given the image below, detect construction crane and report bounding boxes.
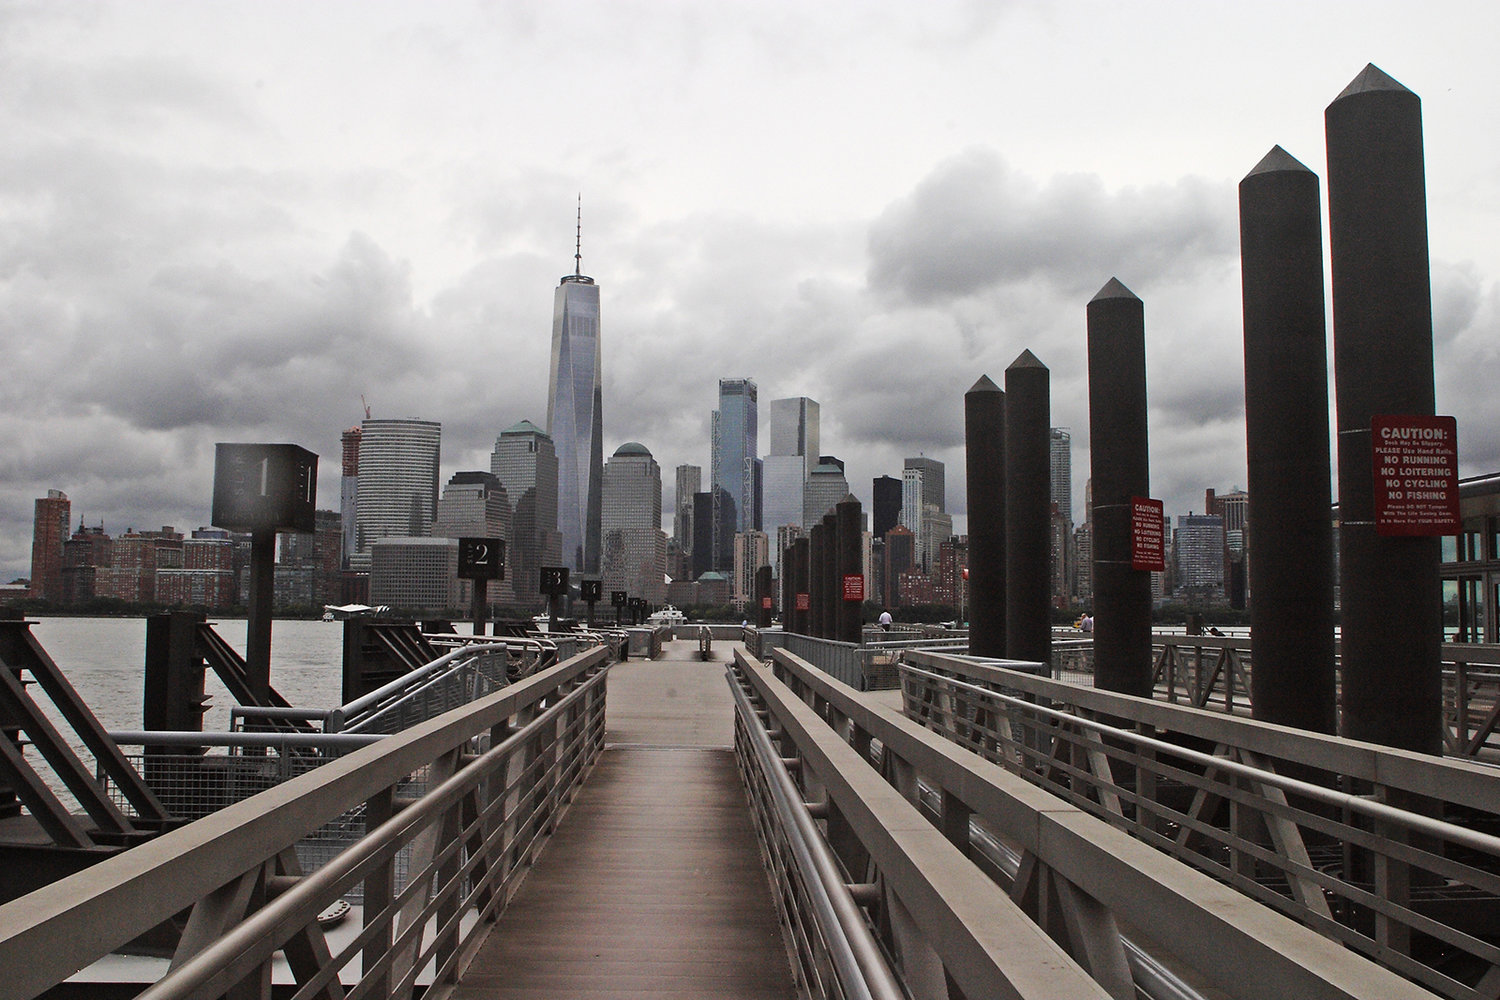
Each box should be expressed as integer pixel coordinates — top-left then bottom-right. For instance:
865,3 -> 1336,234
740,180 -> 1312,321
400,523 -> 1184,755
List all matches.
361,394 -> 371,420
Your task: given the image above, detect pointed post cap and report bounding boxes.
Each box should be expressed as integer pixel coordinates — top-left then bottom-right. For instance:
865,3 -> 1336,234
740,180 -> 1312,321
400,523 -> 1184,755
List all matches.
1007,348 -> 1048,371
1333,63 -> 1412,103
1245,145 -> 1313,179
967,374 -> 1002,394
1090,277 -> 1139,303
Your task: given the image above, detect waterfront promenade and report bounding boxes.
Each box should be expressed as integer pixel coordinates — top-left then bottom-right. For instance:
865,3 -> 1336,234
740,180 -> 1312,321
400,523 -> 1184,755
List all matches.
454,641 -> 797,999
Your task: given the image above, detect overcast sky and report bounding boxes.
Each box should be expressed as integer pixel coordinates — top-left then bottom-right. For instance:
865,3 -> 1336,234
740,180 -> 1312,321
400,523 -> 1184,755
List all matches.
3,1 -> 1498,581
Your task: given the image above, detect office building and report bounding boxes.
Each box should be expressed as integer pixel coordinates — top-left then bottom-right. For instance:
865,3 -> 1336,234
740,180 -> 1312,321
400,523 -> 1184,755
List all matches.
340,426 -> 361,570
904,457 -> 945,514
692,489 -> 736,579
872,476 -> 902,540
61,522 -> 110,606
712,378 -> 759,540
763,397 -> 819,560
492,420 -> 561,610
353,418 -> 441,571
1050,429 -> 1073,525
602,443 -> 667,604
803,459 -> 850,528
432,472 -> 511,542
546,242 -> 603,575
1174,513 -> 1226,599
732,530 -> 769,613
30,490 -> 70,602
882,526 -> 916,608
602,444 -> 662,534
370,536 -> 463,615
674,464 -> 701,556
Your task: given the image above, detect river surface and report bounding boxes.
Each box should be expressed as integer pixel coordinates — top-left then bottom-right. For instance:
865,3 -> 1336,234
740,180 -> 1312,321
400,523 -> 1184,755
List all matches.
27,616 -> 347,736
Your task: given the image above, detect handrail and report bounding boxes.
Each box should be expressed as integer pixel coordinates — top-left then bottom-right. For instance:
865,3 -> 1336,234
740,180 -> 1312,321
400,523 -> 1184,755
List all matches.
767,646 -> 1437,1000
109,730 -> 383,750
900,650 -> 1498,1000
0,643 -> 611,1000
738,649 -> 1113,1000
901,661 -> 1500,858
136,668 -> 607,1000
726,670 -> 901,1000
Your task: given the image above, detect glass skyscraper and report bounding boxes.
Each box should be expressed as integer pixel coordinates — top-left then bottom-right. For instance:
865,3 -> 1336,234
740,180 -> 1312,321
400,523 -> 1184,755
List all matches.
712,378 -> 758,534
352,418 -> 441,572
547,258 -> 603,575
491,420 -> 561,609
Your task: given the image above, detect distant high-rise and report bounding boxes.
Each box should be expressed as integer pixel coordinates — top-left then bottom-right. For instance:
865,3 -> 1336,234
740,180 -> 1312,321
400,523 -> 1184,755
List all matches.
803,459 -> 850,528
602,443 -> 666,604
547,216 -> 603,575
602,443 -> 662,534
903,457 -> 945,514
763,397 -> 819,543
674,464 -> 701,555
768,397 -> 820,476
432,472 -> 511,543
712,379 -> 759,545
1174,514 -> 1226,597
492,420 -> 561,609
352,418 -> 441,571
1050,429 -> 1073,525
340,426 -> 361,570
30,489 -> 70,601
872,476 -> 902,539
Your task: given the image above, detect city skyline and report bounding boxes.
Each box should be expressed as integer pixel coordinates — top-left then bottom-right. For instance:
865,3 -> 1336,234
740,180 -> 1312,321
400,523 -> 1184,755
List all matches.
2,4 -> 1498,581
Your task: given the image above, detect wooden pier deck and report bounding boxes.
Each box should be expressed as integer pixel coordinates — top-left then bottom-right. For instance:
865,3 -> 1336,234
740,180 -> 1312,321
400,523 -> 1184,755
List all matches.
453,640 -> 798,999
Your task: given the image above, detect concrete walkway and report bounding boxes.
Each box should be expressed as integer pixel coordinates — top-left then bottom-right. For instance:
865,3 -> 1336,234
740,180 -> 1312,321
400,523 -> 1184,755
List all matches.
453,641 -> 797,999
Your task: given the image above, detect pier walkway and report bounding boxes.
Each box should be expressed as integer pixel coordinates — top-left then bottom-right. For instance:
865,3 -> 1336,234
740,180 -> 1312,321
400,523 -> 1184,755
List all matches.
454,645 -> 796,999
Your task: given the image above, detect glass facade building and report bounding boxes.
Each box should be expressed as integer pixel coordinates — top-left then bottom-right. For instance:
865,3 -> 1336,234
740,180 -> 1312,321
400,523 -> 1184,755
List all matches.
547,271 -> 603,575
712,378 -> 759,534
491,420 -> 561,610
353,418 -> 441,572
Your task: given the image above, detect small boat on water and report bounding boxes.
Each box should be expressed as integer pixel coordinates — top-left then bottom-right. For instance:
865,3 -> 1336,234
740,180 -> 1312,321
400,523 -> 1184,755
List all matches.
647,605 -> 686,626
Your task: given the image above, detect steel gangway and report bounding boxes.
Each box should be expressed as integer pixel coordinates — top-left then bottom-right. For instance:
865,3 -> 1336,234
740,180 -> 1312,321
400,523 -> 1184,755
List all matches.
0,637 -> 1491,1000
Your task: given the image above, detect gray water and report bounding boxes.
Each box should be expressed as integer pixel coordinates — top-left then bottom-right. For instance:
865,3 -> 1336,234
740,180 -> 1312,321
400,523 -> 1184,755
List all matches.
27,616 -> 348,736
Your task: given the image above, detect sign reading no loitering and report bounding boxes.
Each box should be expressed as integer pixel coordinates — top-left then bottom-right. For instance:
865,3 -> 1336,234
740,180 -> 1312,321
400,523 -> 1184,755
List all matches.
842,574 -> 865,602
1372,415 -> 1460,536
1131,497 -> 1166,572
795,593 -> 811,611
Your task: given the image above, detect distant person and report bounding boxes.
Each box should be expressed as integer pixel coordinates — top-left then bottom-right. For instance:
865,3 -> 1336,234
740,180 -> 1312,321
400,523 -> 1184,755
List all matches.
1080,614 -> 1094,632
878,609 -> 893,631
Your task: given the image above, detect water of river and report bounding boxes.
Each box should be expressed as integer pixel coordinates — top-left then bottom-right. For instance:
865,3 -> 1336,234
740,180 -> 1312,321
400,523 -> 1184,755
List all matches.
26,616 -> 348,736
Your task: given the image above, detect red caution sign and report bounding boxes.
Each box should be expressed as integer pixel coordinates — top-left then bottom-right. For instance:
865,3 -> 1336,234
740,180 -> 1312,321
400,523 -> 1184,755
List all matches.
795,593 -> 810,611
842,574 -> 865,602
1372,415 -> 1460,536
761,596 -> 773,610
1131,497 -> 1166,572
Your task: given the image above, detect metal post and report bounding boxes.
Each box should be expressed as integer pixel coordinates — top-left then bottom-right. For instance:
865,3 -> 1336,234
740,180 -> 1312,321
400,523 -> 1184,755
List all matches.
756,565 -> 774,628
1239,146 -> 1338,734
471,578 -> 489,636
1326,65 -> 1442,753
1005,351 -> 1052,667
835,496 -> 863,645
965,375 -> 1006,658
816,521 -> 828,638
821,513 -> 839,641
1087,278 -> 1154,697
793,536 -> 811,635
245,528 -> 275,708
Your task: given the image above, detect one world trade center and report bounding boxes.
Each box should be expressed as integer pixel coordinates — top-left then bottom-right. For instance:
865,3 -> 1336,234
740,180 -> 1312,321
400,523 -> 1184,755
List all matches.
546,214 -> 603,575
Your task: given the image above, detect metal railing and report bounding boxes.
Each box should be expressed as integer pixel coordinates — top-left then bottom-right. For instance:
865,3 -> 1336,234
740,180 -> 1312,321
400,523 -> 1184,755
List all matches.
757,646 -> 1438,1000
728,668 -> 903,1000
0,643 -> 612,1000
900,649 -> 1500,1000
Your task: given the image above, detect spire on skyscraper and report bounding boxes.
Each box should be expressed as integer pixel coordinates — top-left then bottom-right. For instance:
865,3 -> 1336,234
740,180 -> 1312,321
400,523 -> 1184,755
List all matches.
575,193 -> 582,278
